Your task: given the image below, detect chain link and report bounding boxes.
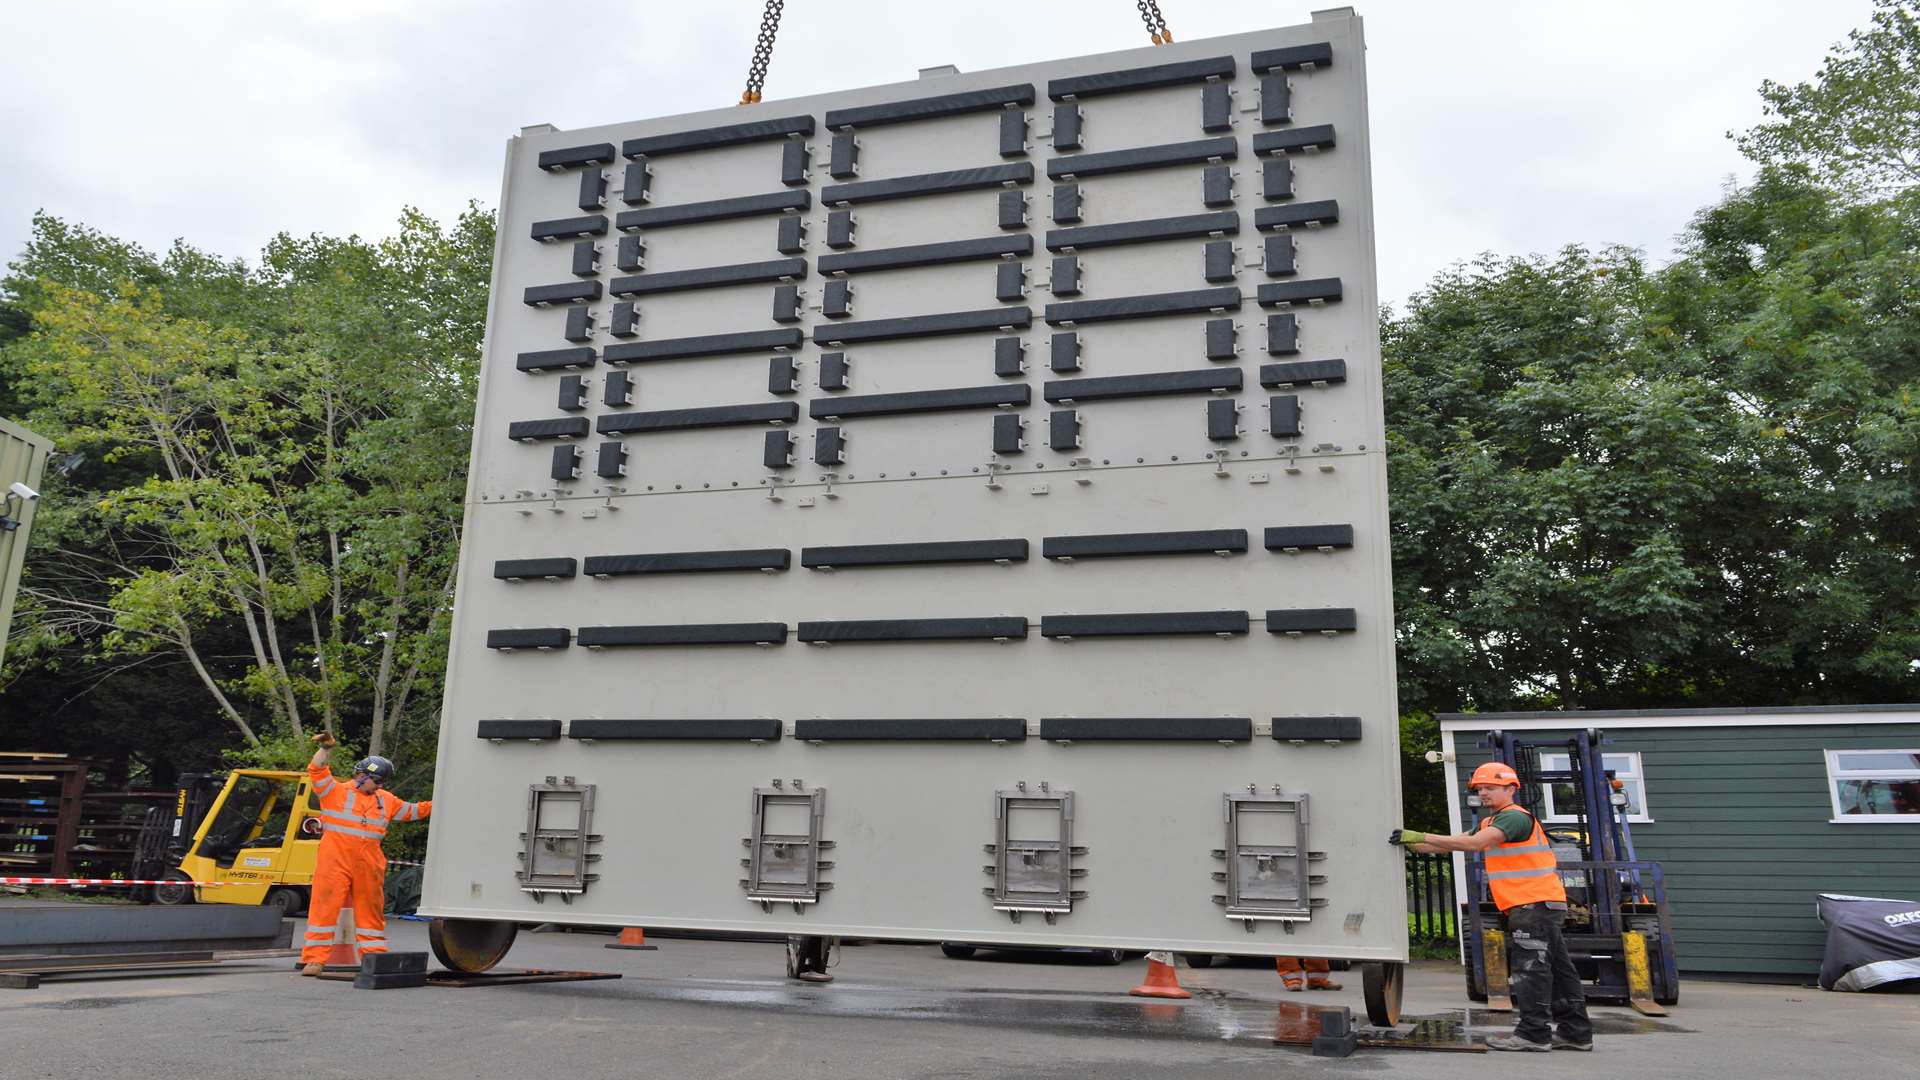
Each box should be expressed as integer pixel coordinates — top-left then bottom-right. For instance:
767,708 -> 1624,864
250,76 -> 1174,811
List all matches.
740,0 -> 785,105
1135,0 -> 1173,45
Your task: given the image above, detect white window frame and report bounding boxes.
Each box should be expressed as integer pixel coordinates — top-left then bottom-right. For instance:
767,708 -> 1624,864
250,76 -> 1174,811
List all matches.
1824,749 -> 1920,824
1536,751 -> 1652,824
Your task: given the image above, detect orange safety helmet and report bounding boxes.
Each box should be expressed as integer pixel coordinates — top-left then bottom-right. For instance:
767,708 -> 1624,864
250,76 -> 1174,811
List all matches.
1469,762 -> 1521,789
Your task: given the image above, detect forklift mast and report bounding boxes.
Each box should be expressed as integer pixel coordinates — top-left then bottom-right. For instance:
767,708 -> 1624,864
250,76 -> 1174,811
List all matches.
130,773 -> 222,893
1488,729 -> 1643,912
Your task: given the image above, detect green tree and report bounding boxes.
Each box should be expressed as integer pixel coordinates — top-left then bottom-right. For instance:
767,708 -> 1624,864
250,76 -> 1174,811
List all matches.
1653,170 -> 1920,701
1385,246 -> 1728,713
3,206 -> 493,769
1385,194 -> 1919,717
1737,0 -> 1920,197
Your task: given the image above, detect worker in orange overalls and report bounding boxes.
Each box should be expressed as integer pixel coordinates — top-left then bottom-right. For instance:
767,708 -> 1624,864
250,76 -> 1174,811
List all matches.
1275,956 -> 1341,991
298,732 -> 431,975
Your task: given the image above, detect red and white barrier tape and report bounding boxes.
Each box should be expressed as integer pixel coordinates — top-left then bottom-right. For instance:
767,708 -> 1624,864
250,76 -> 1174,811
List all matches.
1,876 -> 237,887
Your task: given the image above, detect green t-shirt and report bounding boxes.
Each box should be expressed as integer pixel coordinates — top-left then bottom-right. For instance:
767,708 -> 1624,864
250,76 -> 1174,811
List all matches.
1484,808 -> 1535,843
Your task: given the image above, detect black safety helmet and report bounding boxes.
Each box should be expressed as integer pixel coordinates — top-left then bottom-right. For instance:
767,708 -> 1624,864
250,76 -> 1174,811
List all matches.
353,755 -> 396,785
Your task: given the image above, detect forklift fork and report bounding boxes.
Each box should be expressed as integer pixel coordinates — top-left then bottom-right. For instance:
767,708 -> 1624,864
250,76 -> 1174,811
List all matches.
1621,930 -> 1668,1016
1481,928 -> 1513,1012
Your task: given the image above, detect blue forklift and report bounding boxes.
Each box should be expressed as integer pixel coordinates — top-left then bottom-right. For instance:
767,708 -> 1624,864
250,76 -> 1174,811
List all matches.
1460,729 -> 1681,1015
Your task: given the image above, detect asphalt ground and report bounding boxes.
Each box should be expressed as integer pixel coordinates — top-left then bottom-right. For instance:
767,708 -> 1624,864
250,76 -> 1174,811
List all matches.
0,916 -> 1913,1079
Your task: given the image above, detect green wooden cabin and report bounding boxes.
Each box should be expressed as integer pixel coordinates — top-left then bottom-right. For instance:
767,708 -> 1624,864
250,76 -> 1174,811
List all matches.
1436,706 -> 1920,980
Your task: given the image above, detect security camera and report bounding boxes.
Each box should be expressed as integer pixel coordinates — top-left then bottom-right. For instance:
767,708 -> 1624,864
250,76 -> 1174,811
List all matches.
8,482 -> 37,502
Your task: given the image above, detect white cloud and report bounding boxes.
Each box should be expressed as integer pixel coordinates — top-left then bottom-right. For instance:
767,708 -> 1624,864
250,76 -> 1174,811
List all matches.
0,0 -> 1878,303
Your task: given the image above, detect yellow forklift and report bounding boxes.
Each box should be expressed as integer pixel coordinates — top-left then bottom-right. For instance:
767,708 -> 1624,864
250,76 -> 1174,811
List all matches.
131,769 -> 322,916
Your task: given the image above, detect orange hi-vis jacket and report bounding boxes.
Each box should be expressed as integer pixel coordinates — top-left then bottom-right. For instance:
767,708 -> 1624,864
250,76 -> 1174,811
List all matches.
1479,804 -> 1567,911
309,762 -> 430,850
300,761 -> 431,963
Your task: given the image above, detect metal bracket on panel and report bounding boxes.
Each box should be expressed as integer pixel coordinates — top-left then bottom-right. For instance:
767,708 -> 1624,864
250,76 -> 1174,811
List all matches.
515,778 -> 601,903
983,458 -> 1007,490
1211,449 -> 1232,477
983,784 -> 1085,922
1210,790 -> 1317,924
1070,456 -> 1094,485
740,783 -> 833,911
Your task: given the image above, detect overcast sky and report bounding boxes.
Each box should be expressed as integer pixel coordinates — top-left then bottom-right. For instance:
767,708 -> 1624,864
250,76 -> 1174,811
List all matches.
0,1 -> 1876,307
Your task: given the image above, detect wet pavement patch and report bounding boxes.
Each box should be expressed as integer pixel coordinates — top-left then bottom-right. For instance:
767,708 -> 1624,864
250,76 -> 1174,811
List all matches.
572,977 -> 1713,1052
1408,1006 -> 1694,1037
558,976 -> 1696,1053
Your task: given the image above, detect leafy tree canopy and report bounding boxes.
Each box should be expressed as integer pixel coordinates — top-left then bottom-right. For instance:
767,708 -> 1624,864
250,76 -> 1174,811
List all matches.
1737,0 -> 1920,197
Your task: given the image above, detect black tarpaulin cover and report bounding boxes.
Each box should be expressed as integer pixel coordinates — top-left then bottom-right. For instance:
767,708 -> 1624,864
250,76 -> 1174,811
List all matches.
1817,893 -> 1920,991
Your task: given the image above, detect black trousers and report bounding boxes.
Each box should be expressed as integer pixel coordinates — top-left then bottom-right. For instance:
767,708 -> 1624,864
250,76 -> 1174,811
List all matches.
1505,903 -> 1594,1045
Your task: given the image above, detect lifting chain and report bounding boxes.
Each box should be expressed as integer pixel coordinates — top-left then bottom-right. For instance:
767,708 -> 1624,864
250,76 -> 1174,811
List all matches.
739,0 -> 785,105
1135,0 -> 1173,45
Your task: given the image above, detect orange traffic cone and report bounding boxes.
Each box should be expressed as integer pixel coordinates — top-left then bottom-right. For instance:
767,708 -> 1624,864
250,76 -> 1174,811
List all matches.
1129,950 -> 1191,1000
326,908 -> 359,968
605,926 -> 658,951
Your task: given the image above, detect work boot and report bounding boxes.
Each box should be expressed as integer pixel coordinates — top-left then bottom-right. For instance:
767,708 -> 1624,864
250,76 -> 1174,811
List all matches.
300,962 -> 324,977
1283,979 -> 1304,992
1307,978 -> 1343,991
1486,1035 -> 1551,1052
1552,1036 -> 1594,1051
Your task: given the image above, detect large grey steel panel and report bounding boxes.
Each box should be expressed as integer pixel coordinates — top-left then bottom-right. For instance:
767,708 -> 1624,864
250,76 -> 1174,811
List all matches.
0,416 -> 52,669
427,12 -> 1402,961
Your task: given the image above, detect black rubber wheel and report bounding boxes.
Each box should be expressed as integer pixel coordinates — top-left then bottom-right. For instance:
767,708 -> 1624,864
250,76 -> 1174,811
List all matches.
264,886 -> 304,918
1094,948 -> 1125,965
1362,961 -> 1405,1027
429,918 -> 518,973
939,943 -> 976,960
151,870 -> 196,906
1183,953 -> 1216,969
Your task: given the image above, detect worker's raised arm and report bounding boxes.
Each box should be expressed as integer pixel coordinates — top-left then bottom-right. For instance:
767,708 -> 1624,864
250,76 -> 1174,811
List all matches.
392,799 -> 432,823
308,732 -> 344,808
1388,824 -> 1504,854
